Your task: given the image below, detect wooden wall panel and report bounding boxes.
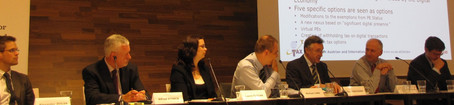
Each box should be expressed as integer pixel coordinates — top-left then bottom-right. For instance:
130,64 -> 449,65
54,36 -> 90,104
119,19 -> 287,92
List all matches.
30,0 -> 257,104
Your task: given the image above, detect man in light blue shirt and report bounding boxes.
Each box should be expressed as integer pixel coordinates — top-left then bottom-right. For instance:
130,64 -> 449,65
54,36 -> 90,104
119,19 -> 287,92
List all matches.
231,35 -> 281,97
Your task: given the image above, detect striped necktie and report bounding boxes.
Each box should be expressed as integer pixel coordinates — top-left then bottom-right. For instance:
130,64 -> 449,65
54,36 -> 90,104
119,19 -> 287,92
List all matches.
311,64 -> 320,84
259,68 -> 267,83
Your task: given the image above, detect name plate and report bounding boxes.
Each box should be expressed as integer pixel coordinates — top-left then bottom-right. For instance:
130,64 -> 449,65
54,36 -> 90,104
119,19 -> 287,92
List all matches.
394,85 -> 418,94
152,92 -> 184,104
239,90 -> 267,101
342,86 -> 367,96
35,97 -> 71,105
300,88 -> 325,98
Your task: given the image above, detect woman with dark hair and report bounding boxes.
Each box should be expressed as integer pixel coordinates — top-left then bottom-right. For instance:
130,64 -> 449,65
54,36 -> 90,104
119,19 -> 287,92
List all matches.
170,36 -> 217,101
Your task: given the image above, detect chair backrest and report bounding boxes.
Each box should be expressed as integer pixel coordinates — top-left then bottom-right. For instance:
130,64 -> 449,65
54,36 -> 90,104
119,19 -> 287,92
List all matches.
33,88 -> 39,98
82,87 -> 86,105
165,84 -> 171,92
220,82 -> 232,98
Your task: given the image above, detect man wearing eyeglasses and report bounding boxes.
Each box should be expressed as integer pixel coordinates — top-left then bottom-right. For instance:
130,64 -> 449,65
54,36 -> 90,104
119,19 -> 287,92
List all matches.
286,35 -> 341,93
0,35 -> 35,105
407,36 -> 452,91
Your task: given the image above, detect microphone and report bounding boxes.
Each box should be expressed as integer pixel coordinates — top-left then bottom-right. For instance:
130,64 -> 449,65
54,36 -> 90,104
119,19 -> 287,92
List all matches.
326,66 -> 348,96
206,58 -> 227,102
113,56 -> 124,103
279,60 -> 304,98
395,57 -> 438,92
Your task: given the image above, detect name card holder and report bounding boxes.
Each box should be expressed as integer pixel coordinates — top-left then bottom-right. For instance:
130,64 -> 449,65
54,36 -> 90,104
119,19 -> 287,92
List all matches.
394,85 -> 418,94
35,97 -> 71,105
342,86 -> 367,96
299,88 -> 325,98
239,90 -> 267,101
152,92 -> 184,104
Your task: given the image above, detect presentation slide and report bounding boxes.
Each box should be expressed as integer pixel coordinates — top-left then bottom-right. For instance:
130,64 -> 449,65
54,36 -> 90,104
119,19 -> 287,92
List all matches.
279,0 -> 451,61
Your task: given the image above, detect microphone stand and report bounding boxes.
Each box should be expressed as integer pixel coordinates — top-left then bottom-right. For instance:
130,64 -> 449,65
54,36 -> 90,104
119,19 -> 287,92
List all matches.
326,67 -> 348,96
395,57 -> 438,92
114,56 -> 124,105
279,60 -> 304,98
207,58 -> 228,105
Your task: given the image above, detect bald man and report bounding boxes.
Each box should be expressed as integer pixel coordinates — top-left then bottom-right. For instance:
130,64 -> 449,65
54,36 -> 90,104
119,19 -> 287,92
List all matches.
350,39 -> 397,93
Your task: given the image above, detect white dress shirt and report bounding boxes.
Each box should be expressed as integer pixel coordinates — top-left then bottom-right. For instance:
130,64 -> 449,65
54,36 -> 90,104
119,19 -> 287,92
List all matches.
303,54 -> 321,85
231,52 -> 281,97
0,70 -> 12,105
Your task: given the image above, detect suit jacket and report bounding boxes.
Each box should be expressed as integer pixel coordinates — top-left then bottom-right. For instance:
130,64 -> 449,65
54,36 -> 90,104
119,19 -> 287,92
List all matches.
82,59 -> 150,105
286,55 -> 331,90
10,70 -> 35,105
407,53 -> 452,91
170,62 -> 217,101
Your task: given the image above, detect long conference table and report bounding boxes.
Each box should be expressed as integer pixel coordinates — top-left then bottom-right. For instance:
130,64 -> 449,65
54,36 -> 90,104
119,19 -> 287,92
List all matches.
182,91 -> 454,105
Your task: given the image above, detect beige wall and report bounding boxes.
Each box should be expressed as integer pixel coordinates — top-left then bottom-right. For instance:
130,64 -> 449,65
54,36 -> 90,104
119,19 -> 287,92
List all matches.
0,0 -> 30,74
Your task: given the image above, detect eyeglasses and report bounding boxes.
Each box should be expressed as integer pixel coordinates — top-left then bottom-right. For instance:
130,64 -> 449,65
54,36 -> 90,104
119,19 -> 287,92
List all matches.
1,48 -> 19,53
429,50 -> 443,56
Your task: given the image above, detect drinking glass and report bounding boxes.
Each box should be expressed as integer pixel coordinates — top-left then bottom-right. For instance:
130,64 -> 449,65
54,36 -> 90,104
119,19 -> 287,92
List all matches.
447,80 -> 454,92
278,84 -> 289,98
324,82 -> 335,96
60,90 -> 73,98
402,81 -> 411,93
234,85 -> 245,98
417,80 -> 426,93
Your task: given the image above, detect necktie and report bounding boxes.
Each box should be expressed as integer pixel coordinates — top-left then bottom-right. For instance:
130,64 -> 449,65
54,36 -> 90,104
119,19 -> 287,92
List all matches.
259,67 -> 279,98
111,70 -> 120,94
370,64 -> 376,73
259,68 -> 268,83
311,64 -> 320,84
4,73 -> 16,105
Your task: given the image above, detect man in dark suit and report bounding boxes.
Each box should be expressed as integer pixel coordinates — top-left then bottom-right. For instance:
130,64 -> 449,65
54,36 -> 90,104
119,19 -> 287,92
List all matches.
0,35 -> 35,105
407,36 -> 452,91
286,35 -> 340,93
83,34 -> 150,105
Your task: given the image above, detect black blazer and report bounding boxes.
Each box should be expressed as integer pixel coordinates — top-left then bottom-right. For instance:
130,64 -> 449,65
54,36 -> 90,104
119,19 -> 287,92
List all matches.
286,55 -> 331,90
407,53 -> 452,91
170,62 -> 217,101
10,70 -> 35,105
82,58 -> 150,105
